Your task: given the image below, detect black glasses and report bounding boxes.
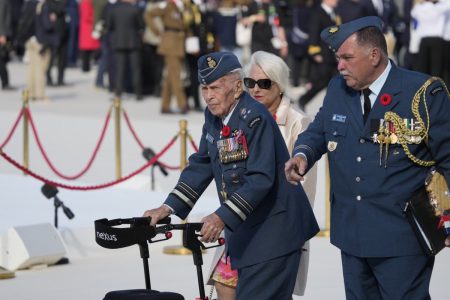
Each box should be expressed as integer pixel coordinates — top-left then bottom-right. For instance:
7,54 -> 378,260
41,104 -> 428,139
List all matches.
243,78 -> 273,89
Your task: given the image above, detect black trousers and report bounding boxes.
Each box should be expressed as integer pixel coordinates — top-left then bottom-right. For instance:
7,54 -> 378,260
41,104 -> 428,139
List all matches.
114,48 -> 142,97
47,42 -> 68,84
0,49 -> 9,88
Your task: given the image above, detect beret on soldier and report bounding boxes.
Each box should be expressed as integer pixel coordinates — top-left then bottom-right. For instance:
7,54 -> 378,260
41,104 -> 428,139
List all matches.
197,52 -> 242,85
320,16 -> 384,52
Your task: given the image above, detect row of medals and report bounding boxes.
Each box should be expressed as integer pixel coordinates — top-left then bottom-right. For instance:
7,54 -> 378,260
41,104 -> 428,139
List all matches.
372,119 -> 423,145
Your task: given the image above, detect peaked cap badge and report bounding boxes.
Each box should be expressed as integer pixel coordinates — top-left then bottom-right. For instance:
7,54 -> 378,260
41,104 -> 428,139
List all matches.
207,57 -> 217,68
329,26 -> 339,34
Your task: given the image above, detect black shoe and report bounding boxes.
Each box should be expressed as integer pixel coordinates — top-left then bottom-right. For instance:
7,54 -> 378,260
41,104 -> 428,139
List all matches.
136,95 -> 144,101
2,85 -> 17,91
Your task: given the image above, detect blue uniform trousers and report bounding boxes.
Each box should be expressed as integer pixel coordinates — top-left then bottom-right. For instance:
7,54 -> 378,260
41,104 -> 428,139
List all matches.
236,250 -> 301,300
341,251 -> 434,300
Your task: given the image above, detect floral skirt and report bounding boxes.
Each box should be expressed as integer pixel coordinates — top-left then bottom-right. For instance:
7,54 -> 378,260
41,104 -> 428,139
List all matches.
210,253 -> 238,288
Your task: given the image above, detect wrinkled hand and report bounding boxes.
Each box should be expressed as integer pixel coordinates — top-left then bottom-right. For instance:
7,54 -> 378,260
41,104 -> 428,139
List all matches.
143,205 -> 172,226
446,236 -> 450,247
200,213 -> 224,243
284,155 -> 307,186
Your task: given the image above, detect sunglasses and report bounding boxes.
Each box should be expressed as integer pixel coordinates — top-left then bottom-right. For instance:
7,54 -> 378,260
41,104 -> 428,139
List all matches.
243,78 -> 273,89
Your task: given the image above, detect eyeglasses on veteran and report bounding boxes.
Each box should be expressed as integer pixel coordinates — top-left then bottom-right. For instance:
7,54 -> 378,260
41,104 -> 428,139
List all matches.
243,78 -> 273,89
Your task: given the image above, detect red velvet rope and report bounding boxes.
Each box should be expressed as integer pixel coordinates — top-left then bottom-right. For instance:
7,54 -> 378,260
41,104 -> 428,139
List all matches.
122,109 -> 145,150
25,107 -> 113,180
188,133 -> 199,153
0,135 -> 179,191
0,108 -> 24,149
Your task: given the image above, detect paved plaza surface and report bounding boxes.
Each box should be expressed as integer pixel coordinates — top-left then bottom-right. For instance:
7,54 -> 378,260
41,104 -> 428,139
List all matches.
1,61 -> 449,299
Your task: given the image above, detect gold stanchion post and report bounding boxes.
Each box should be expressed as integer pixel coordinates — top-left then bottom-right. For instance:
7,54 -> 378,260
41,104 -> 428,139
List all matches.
114,96 -> 122,179
317,157 -> 330,237
164,119 -> 192,255
22,90 -> 29,174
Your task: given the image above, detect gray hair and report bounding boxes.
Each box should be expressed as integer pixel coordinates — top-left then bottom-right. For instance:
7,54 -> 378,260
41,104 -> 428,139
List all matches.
244,51 -> 290,93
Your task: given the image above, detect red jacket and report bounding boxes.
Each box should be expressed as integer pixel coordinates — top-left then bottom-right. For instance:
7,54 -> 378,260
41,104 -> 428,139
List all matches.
78,0 -> 100,50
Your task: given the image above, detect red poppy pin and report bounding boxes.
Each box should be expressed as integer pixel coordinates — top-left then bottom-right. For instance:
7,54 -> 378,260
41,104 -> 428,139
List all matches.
222,125 -> 231,137
380,93 -> 392,106
272,113 -> 277,121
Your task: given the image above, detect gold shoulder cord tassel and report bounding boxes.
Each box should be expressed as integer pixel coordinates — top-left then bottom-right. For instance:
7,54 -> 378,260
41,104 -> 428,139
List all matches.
379,77 -> 450,168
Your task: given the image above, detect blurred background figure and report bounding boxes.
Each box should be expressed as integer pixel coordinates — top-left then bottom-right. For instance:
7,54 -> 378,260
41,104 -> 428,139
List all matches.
23,0 -> 53,101
241,0 -> 289,59
46,0 -> 70,86
145,0 -> 189,113
211,0 -> 243,62
0,0 -> 16,90
93,0 -> 115,91
66,0 -> 79,68
288,0 -> 314,88
142,0 -> 164,97
183,0 -> 214,112
298,0 -> 339,111
78,0 -> 101,72
410,0 -> 450,79
107,0 -> 144,100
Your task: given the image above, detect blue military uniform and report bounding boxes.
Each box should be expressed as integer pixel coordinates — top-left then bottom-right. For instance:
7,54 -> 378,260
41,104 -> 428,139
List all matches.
164,52 -> 319,299
293,16 -> 450,299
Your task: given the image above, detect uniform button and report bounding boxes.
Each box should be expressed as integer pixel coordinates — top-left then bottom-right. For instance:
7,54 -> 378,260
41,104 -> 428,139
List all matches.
356,195 -> 362,201
359,138 -> 365,144
333,131 -> 337,136
355,176 -> 361,182
233,164 -> 237,169
356,156 -> 362,162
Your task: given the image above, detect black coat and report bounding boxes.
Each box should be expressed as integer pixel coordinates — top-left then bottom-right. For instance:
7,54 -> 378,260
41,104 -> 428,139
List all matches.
107,1 -> 144,50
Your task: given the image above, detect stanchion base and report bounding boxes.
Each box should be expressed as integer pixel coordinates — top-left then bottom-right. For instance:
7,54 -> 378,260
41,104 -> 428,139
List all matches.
163,245 -> 192,255
0,267 -> 15,280
316,229 -> 330,237
55,257 -> 70,265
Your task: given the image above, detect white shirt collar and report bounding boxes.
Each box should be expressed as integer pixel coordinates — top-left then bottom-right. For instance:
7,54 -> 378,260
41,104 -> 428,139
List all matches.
222,100 -> 239,125
363,60 -> 392,106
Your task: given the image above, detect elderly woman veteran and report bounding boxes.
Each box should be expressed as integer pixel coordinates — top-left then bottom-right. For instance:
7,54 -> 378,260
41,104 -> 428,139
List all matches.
207,50 -> 318,299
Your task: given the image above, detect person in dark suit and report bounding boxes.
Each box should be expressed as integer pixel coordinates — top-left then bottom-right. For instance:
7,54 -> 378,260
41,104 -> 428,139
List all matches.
298,0 -> 339,111
285,16 -> 450,299
45,0 -> 69,86
0,0 -> 15,90
107,0 -> 144,100
143,52 -> 319,300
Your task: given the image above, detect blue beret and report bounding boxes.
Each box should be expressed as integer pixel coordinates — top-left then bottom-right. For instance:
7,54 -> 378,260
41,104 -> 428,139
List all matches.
320,16 -> 383,52
197,52 -> 242,85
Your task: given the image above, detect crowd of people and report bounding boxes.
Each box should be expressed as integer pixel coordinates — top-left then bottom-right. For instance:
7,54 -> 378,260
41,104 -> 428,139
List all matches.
0,0 -> 449,112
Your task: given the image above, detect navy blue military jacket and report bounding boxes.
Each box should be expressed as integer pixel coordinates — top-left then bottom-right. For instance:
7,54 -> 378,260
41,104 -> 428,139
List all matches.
165,92 -> 319,268
293,63 -> 450,257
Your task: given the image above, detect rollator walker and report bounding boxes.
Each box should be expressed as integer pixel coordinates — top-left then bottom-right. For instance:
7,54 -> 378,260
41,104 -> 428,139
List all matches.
95,217 -> 224,300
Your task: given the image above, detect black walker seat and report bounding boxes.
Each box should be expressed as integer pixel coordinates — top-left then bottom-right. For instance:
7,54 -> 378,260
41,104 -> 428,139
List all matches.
95,217 -> 224,300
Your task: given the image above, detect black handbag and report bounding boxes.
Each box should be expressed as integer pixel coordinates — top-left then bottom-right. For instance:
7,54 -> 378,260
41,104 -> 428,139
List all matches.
403,170 -> 449,256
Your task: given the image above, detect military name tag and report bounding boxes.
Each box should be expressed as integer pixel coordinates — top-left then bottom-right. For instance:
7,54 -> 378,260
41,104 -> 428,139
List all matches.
332,114 -> 347,123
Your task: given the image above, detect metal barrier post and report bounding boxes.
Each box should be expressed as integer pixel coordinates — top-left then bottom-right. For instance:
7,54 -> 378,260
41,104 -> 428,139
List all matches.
164,119 -> 192,255
114,96 -> 122,179
22,90 -> 29,174
317,157 -> 330,237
